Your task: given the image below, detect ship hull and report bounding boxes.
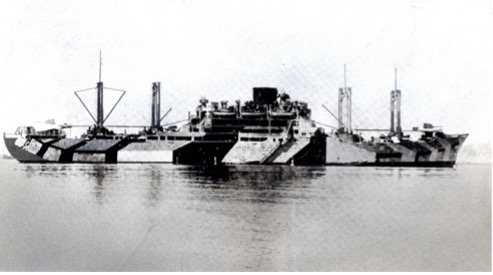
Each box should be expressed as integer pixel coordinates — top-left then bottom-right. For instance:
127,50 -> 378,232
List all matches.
4,132 -> 467,167
324,133 -> 468,167
4,136 -> 49,163
3,134 -> 236,165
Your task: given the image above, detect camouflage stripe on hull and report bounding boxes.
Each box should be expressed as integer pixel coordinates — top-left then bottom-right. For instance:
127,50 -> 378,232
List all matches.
4,137 -> 48,163
4,133 -> 468,167
324,133 -> 468,167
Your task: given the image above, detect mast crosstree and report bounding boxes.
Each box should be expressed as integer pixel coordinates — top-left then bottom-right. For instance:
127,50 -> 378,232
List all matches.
74,51 -> 126,134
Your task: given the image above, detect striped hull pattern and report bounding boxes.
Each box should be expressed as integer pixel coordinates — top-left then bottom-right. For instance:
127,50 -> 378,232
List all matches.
4,132 -> 467,167
325,133 -> 468,167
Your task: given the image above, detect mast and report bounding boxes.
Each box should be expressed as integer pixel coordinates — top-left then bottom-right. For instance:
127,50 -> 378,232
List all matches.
395,68 -> 401,136
390,68 -> 402,137
338,64 -> 351,133
394,67 -> 397,92
151,82 -> 161,128
74,51 -> 126,134
99,50 -> 102,82
347,65 -> 351,132
344,64 -> 347,91
97,50 -> 104,128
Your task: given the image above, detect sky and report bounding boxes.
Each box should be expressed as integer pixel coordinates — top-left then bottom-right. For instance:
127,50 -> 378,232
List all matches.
0,0 -> 492,156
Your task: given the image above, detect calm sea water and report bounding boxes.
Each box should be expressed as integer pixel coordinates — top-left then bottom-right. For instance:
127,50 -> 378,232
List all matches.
0,159 -> 490,271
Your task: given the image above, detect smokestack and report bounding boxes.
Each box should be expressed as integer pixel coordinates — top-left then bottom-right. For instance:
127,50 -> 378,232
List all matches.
236,100 -> 241,118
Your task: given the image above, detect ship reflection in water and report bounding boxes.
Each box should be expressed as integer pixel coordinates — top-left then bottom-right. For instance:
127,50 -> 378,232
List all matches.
1,161 -> 490,271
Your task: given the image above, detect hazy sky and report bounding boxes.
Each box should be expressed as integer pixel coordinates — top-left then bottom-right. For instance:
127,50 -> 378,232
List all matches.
1,0 -> 492,148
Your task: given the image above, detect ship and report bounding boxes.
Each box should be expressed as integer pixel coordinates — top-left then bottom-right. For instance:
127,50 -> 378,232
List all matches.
3,55 -> 468,167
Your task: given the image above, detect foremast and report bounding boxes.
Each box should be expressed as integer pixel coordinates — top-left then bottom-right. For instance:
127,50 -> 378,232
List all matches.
74,50 -> 126,137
